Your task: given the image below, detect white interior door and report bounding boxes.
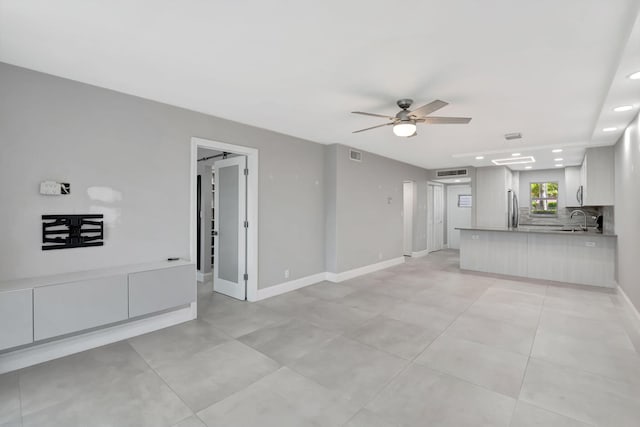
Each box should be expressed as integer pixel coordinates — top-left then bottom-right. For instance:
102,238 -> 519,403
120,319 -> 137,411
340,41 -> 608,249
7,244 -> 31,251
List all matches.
447,185 -> 472,249
434,185 -> 444,250
213,156 -> 247,300
403,181 -> 414,256
427,183 -> 444,252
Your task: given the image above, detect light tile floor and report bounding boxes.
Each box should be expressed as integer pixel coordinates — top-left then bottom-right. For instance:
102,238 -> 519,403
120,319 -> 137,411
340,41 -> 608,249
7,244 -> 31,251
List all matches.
2,250 -> 640,426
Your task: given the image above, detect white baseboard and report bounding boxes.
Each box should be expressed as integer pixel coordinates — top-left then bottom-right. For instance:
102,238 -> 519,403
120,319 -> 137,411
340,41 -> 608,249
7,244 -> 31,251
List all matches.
197,272 -> 212,282
325,257 -> 405,283
618,285 -> 640,323
411,249 -> 430,258
0,304 -> 196,375
254,272 -> 326,301
254,257 -> 406,299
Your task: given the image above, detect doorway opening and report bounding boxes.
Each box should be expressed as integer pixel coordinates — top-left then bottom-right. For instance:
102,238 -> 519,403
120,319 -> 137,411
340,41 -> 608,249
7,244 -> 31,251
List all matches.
191,137 -> 259,302
427,182 -> 444,253
403,181 -> 415,257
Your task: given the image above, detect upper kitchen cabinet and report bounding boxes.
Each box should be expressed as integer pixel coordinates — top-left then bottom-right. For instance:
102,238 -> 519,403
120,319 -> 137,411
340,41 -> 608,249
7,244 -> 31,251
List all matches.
564,166 -> 582,207
580,146 -> 614,206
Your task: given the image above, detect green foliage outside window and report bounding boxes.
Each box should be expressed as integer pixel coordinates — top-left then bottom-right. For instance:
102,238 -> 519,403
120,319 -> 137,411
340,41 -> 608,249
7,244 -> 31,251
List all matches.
530,182 -> 558,215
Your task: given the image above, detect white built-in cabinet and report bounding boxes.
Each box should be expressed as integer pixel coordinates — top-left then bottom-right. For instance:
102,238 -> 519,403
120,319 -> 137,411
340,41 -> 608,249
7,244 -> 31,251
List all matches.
0,261 -> 195,352
475,166 -> 515,227
0,289 -> 33,351
580,146 -> 614,206
564,166 -> 582,207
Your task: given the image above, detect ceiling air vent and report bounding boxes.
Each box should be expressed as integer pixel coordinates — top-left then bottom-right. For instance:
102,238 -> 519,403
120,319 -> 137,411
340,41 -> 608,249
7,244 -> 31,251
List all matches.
504,132 -> 522,141
349,149 -> 362,162
436,168 -> 469,178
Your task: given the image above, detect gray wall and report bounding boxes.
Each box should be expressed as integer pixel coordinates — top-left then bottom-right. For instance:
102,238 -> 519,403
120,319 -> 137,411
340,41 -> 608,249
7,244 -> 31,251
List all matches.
614,111 -> 640,310
327,145 -> 429,273
324,145 -> 338,273
0,63 -> 325,289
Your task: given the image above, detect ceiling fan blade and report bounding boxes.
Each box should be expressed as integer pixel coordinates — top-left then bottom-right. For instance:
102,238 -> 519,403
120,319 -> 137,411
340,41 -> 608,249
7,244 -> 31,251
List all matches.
409,100 -> 448,117
422,116 -> 472,124
352,122 -> 394,133
351,111 -> 396,120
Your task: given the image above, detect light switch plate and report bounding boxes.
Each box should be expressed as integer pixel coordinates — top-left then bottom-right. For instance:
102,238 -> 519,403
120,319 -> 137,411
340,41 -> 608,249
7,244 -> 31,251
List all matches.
40,181 -> 70,195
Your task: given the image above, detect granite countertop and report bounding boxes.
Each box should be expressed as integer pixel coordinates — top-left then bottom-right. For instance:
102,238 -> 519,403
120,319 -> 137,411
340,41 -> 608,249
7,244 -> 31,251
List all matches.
456,226 -> 617,237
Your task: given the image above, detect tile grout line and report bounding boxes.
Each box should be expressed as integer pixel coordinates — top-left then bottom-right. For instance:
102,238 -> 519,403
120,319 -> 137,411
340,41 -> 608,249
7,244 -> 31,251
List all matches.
127,341 -> 200,419
340,275 -> 494,426
509,284 -> 548,427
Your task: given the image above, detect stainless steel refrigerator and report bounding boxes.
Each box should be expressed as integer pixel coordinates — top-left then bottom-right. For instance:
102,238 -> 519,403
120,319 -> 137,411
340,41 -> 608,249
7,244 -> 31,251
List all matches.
507,189 -> 519,228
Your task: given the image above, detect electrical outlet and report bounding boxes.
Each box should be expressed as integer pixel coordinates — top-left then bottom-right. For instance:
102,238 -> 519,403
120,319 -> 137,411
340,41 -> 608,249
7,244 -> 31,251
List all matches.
284,269 -> 290,279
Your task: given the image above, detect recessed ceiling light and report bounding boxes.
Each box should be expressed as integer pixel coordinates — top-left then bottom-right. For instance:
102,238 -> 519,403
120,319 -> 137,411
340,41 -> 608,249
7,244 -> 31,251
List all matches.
629,71 -> 640,80
555,164 -> 563,167
552,149 -> 563,153
614,105 -> 633,112
512,153 -> 521,156
492,156 -> 535,166
554,158 -> 563,161
525,166 -> 532,169
602,127 -> 617,132
475,156 -> 484,160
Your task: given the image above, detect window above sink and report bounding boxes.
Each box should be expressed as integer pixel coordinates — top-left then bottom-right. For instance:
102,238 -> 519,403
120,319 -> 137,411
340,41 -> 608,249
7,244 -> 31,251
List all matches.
530,181 -> 558,216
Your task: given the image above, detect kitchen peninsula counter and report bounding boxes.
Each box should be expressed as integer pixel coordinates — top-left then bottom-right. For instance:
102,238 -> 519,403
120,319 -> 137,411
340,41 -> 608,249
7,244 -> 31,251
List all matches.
457,227 -> 616,288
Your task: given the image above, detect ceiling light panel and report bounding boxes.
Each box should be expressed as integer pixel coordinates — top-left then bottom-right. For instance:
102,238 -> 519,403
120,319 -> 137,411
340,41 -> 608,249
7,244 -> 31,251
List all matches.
614,105 -> 633,112
552,149 -> 563,153
492,156 -> 536,165
602,127 -> 617,132
629,71 -> 640,80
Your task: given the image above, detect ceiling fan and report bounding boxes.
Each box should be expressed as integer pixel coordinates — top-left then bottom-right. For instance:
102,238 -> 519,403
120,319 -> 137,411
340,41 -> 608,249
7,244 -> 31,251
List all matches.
352,99 -> 471,137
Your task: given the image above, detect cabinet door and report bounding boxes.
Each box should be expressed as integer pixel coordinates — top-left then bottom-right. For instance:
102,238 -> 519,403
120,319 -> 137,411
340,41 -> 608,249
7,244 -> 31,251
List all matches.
128,264 -> 196,318
0,289 -> 33,351
564,166 -> 582,207
34,276 -> 128,341
583,147 -> 614,206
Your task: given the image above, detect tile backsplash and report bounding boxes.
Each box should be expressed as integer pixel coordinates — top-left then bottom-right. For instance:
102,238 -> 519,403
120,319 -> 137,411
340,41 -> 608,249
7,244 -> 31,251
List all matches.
519,206 -> 604,227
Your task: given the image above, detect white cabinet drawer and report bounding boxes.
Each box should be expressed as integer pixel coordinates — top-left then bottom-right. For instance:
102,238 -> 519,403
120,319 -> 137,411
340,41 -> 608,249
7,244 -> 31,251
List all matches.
34,276 -> 128,341
0,289 -> 33,350
128,264 -> 196,318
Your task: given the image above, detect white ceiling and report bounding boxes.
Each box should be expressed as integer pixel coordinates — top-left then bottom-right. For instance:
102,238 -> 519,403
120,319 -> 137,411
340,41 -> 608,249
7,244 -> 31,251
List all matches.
1,0 -> 639,170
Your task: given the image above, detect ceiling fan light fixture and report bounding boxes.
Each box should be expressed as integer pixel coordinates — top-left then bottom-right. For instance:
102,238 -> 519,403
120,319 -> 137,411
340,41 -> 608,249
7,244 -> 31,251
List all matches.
393,121 -> 417,137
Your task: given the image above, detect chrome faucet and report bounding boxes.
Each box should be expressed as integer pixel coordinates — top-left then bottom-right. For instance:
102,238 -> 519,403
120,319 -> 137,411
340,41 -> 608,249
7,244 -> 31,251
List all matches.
570,209 -> 587,231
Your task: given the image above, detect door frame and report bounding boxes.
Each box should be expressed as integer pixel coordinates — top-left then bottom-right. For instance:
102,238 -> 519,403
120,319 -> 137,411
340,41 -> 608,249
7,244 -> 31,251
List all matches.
190,137 -> 259,302
427,181 -> 445,253
402,180 -> 415,256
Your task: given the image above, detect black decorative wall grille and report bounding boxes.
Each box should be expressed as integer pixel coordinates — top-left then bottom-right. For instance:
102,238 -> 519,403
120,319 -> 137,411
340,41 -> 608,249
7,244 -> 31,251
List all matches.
42,214 -> 104,250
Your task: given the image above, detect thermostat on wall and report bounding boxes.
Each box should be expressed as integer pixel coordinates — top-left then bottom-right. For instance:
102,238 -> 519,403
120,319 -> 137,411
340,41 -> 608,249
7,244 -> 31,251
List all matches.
40,181 -> 70,195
